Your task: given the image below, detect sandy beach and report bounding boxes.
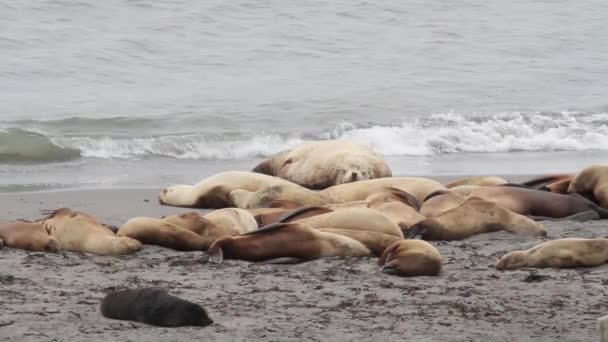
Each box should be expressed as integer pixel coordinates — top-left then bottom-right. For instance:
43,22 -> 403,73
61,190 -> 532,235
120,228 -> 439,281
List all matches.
1,178 -> 607,342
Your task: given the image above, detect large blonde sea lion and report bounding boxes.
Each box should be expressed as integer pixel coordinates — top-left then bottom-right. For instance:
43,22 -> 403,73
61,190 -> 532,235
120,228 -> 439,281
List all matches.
321,177 -> 446,204
252,140 -> 392,189
159,171 -> 312,209
496,238 -> 608,270
0,221 -> 60,252
408,197 -> 546,241
378,240 -> 442,277
445,176 -> 508,188
281,207 -> 404,238
41,208 -> 142,255
208,223 -> 372,264
567,165 -> 608,207
469,186 -> 608,220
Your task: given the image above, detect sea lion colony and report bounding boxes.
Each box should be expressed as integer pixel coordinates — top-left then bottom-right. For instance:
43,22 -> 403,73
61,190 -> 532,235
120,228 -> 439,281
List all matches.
2,140 -> 608,327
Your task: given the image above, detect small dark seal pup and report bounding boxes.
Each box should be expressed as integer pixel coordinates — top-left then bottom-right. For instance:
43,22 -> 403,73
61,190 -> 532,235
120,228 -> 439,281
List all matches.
100,288 -> 213,327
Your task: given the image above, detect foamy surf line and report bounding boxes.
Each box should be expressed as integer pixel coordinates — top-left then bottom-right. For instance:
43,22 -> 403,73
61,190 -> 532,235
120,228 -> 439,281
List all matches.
2,111 -> 608,162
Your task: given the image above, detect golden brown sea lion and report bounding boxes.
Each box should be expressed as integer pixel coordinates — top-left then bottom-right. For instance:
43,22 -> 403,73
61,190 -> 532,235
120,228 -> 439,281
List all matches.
469,185 -> 608,219
201,208 -> 259,235
567,165 -> 608,207
321,177 -> 446,204
228,184 -> 333,209
378,240 -> 442,277
544,177 -> 572,194
364,188 -> 426,231
208,223 -> 372,264
317,228 -> 402,256
159,171 -> 308,209
408,197 -> 546,241
117,216 -> 209,251
496,238 -> 608,270
281,207 -> 404,238
420,191 -> 467,218
445,176 -> 508,188
41,208 -> 142,255
0,221 -> 60,252
252,140 -> 392,189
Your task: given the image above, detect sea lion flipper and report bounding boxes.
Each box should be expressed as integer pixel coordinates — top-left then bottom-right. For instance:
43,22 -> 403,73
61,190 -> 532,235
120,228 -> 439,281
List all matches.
208,247 -> 224,264
404,223 -> 425,239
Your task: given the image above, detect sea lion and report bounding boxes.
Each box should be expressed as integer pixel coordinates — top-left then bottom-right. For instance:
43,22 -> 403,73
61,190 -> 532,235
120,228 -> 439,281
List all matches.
364,188 -> 426,231
282,207 -> 404,238
100,288 -> 213,327
543,177 -> 572,194
208,222 -> 372,264
420,191 -> 467,218
445,176 -> 508,188
41,208 -> 142,255
159,171 -> 307,209
408,197 -> 546,241
0,221 -> 60,252
521,174 -> 575,190
496,238 -> 608,270
321,177 -> 446,204
117,216 -> 209,251
378,240 -> 442,277
316,228 -> 401,256
568,165 -> 608,207
228,184 -> 333,209
446,185 -> 480,196
469,185 -> 608,220
252,140 -> 392,189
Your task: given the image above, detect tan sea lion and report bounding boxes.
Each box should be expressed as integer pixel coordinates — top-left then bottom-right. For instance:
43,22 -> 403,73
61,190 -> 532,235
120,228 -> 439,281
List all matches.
496,238 -> 608,270
445,176 -> 508,188
117,216 -> 209,251
521,174 -> 575,190
408,197 -> 546,241
208,223 -> 372,264
567,165 -> 608,207
446,185 -> 481,196
469,185 -> 608,219
378,240 -> 442,277
201,208 -> 259,235
420,191 -> 467,218
252,140 -> 392,189
281,207 -> 404,238
0,221 -> 60,252
364,188 -> 426,231
321,177 -> 446,204
544,177 -> 572,194
41,208 -> 142,255
159,171 -> 308,208
316,228 -> 401,256
228,184 -> 333,209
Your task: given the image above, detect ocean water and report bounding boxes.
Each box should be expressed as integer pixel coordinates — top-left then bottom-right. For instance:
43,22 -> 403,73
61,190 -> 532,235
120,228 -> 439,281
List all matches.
2,0 -> 608,192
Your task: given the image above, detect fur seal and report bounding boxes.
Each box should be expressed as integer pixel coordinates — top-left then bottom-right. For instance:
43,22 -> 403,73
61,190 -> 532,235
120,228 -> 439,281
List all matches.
321,177 -> 446,204
408,197 -> 546,241
568,165 -> 608,207
41,208 -> 142,255
281,207 -> 404,238
229,184 -> 334,208
100,288 -> 213,327
469,185 -> 608,220
420,191 -> 467,218
159,171 -> 307,209
0,221 -> 60,252
252,140 -> 392,189
208,222 -> 371,264
445,176 -> 508,188
378,240 -> 442,277
496,238 -> 608,270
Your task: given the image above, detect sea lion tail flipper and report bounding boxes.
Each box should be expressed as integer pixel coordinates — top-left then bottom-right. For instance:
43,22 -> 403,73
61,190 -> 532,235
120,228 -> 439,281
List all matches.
404,223 -> 425,239
208,247 -> 224,264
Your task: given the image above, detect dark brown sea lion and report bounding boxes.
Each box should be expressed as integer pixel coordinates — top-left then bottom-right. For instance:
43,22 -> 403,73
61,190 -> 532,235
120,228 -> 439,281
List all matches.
0,221 -> 60,252
496,238 -> 608,270
207,223 -> 371,264
100,288 -> 213,327
378,240 -> 442,277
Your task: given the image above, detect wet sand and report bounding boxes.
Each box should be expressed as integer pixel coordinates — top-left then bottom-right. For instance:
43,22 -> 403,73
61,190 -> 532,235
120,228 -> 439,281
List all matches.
1,179 -> 607,341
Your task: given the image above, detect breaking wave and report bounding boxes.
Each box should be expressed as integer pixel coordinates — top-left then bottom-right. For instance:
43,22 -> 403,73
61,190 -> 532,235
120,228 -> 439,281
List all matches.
2,111 -> 608,162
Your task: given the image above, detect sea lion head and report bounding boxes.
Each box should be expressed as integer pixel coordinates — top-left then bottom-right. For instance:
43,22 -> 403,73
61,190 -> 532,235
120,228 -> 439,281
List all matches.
159,185 -> 194,206
496,251 -> 528,271
378,240 -> 442,277
45,237 -> 61,253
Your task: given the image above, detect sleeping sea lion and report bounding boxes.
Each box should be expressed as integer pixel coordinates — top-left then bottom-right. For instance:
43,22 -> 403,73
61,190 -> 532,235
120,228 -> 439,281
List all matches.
101,288 -> 213,327
117,215 -> 210,251
207,222 -> 372,264
496,238 -> 608,270
228,184 -> 333,209
567,165 -> 608,207
378,240 -> 442,277
364,187 -> 426,231
408,197 -> 546,241
252,140 -> 392,189
420,191 -> 467,218
445,176 -> 508,188
0,221 -> 60,252
41,208 -> 142,255
316,228 -> 402,256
